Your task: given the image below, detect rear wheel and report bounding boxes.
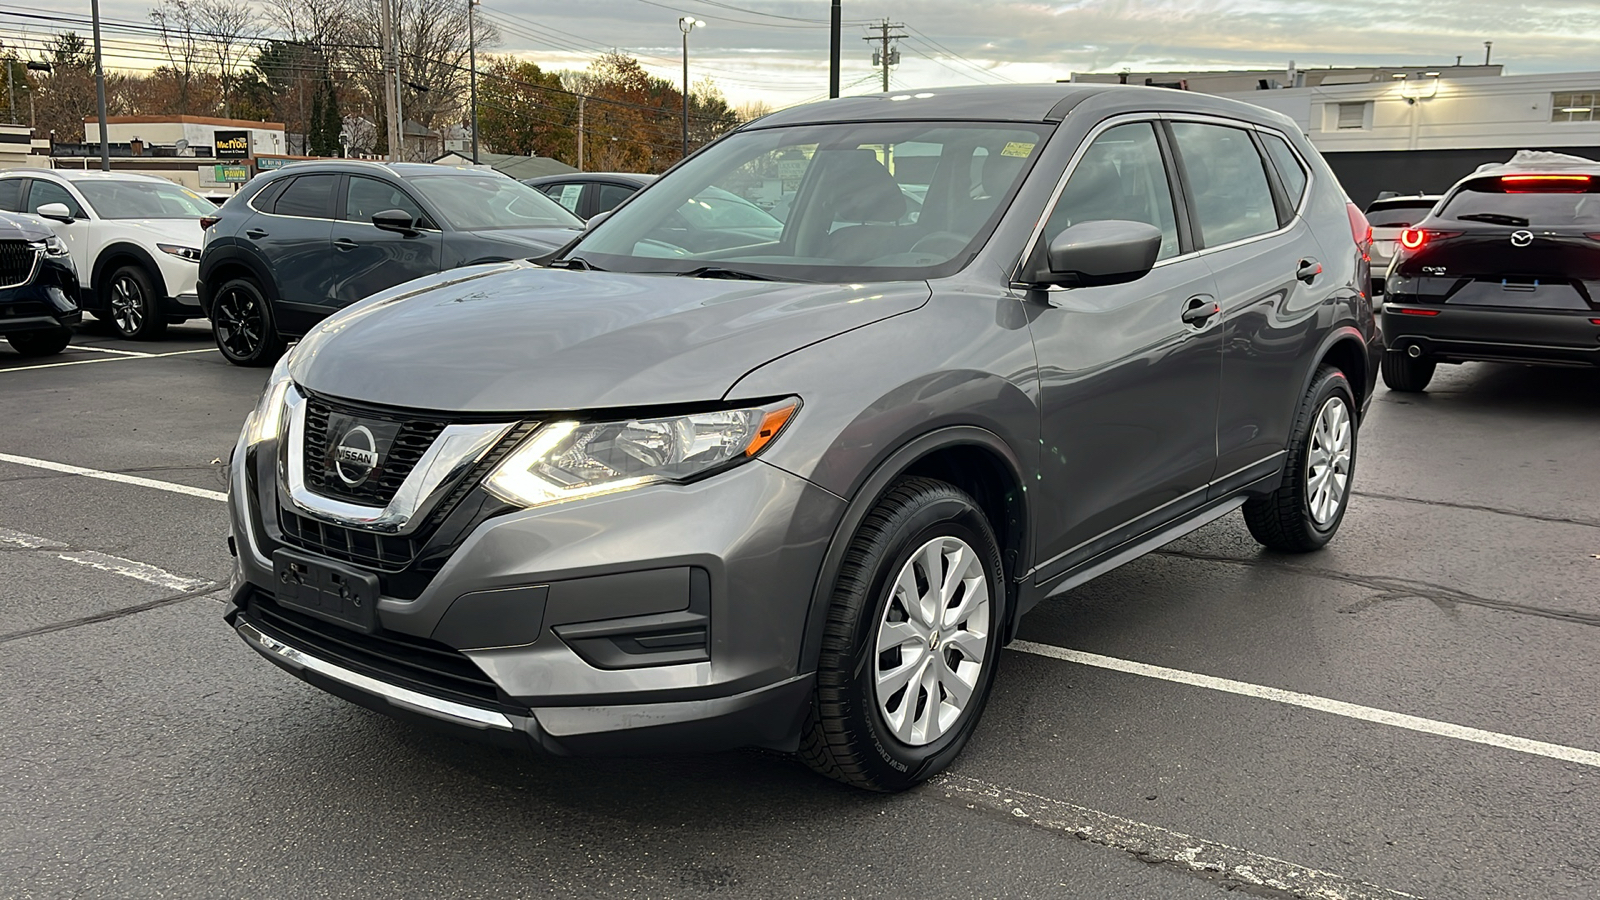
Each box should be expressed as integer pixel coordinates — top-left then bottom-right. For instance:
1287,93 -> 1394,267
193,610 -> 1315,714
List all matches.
211,276 -> 284,367
6,326 -> 73,357
105,265 -> 167,340
1381,350 -> 1435,393
800,477 -> 1006,792
1244,365 -> 1357,552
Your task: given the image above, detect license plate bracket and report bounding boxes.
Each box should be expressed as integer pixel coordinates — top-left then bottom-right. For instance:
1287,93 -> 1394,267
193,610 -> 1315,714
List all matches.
272,549 -> 380,634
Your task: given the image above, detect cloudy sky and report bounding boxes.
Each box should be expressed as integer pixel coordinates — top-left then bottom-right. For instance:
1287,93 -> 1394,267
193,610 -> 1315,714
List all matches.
56,0 -> 1600,109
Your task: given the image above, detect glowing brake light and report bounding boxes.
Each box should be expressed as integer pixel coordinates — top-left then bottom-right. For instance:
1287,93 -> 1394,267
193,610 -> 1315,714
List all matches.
1393,307 -> 1441,316
1399,228 -> 1427,250
1500,174 -> 1592,193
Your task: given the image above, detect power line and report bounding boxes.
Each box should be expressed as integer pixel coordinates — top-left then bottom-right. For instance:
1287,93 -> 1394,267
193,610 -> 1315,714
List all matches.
904,26 -> 1016,84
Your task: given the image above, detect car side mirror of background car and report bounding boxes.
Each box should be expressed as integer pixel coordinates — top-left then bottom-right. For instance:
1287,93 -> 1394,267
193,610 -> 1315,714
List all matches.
1021,219 -> 1163,289
584,209 -> 613,230
36,203 -> 74,223
371,209 -> 419,235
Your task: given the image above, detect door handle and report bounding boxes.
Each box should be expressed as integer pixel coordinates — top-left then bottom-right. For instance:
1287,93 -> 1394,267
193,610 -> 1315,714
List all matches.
1181,296 -> 1220,326
334,238 -> 358,251
1296,258 -> 1322,284
245,228 -> 268,239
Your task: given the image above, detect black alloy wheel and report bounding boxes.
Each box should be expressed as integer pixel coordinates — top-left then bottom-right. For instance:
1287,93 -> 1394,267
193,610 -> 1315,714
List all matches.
211,276 -> 285,367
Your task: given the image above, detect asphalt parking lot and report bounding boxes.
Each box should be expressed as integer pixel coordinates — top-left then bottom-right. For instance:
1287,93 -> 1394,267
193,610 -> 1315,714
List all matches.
2,322 -> 1598,900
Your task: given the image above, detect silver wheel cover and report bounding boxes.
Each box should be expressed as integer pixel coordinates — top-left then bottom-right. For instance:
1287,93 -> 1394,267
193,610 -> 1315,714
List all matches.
1306,396 -> 1353,526
111,276 -> 143,334
873,536 -> 991,747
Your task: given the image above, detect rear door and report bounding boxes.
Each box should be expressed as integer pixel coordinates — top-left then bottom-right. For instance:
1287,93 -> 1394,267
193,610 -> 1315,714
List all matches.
329,174 -> 443,307
1166,120 -> 1332,487
244,172 -> 337,333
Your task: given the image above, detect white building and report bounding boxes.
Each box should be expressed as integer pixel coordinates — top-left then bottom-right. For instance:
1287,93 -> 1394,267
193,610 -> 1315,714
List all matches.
83,115 -> 287,159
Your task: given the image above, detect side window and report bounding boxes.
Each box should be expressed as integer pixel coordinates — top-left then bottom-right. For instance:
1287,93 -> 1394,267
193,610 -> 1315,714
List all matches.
1169,122 -> 1278,247
0,179 -> 21,212
1044,122 -> 1180,261
1259,132 -> 1309,215
345,176 -> 425,224
594,183 -> 635,215
270,174 -> 338,219
28,180 -> 85,218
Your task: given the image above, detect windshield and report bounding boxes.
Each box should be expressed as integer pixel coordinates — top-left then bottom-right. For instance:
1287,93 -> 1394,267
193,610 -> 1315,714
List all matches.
407,173 -> 583,230
565,120 -> 1051,281
76,180 -> 214,219
1441,178 -> 1600,227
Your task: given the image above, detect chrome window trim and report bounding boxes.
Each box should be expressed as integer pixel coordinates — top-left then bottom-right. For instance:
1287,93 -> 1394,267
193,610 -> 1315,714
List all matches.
278,384 -> 514,535
237,621 -> 515,731
1013,112 -> 1315,288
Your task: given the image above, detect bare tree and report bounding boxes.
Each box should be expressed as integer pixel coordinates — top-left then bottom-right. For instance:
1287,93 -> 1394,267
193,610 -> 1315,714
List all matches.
191,0 -> 258,118
149,0 -> 206,112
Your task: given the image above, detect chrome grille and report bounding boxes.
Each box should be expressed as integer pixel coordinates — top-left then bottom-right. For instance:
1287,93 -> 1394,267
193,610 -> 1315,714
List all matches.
0,240 -> 39,288
302,398 -> 448,507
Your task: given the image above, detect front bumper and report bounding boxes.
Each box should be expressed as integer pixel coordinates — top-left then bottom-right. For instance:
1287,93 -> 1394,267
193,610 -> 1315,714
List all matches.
1381,305 -> 1600,366
163,291 -> 203,319
227,429 -> 845,754
0,276 -> 82,334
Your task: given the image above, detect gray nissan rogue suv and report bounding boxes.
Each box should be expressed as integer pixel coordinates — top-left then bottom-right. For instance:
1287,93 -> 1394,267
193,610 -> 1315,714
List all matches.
225,85 -> 1379,792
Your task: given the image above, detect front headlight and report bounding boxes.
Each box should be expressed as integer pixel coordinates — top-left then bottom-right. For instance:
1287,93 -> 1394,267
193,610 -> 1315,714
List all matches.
157,243 -> 202,262
29,235 -> 70,257
244,354 -> 294,447
485,399 -> 799,508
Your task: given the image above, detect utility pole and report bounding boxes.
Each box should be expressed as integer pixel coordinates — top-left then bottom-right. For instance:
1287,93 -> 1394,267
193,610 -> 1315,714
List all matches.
90,0 -> 110,171
828,0 -> 840,99
576,95 -> 585,172
394,0 -> 406,161
378,0 -> 400,161
679,17 -> 704,160
468,0 -> 479,163
863,20 -> 905,93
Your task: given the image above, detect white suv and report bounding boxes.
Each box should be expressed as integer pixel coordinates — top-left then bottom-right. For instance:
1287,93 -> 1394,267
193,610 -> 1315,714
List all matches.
0,170 -> 209,339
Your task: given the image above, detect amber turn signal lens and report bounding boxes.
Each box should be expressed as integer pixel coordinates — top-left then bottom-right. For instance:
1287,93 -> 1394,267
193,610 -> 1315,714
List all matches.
745,404 -> 798,457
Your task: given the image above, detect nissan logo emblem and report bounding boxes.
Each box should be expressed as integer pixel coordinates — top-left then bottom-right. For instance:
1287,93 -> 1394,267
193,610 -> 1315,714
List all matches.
1510,230 -> 1534,248
334,425 -> 379,486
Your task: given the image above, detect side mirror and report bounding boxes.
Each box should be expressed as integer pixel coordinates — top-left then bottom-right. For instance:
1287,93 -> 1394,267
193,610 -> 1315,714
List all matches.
371,209 -> 418,235
1022,219 -> 1163,288
584,209 -> 613,230
36,202 -> 74,223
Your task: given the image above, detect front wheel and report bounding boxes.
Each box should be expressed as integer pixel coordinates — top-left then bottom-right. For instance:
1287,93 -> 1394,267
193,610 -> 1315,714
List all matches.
6,326 -> 73,357
800,477 -> 1006,792
105,265 -> 167,340
1243,365 -> 1357,552
210,276 -> 284,367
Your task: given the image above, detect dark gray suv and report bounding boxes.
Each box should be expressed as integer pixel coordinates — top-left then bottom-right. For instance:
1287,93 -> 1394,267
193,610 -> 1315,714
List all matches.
198,161 -> 583,366
224,85 -> 1379,791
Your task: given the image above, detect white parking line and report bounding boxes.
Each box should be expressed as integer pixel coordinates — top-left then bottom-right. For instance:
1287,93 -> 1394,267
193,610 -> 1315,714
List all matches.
0,527 -> 215,593
70,345 -> 156,357
1012,640 -> 1600,769
0,452 -> 228,503
936,774 -> 1421,900
0,347 -> 216,372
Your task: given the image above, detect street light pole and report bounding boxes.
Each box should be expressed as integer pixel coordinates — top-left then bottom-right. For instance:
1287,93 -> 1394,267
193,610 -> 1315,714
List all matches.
468,0 -> 479,163
678,17 -> 703,160
90,0 -> 110,171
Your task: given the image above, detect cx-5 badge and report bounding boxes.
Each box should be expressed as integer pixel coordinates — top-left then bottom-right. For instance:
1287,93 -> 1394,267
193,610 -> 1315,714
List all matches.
1510,230 -> 1534,247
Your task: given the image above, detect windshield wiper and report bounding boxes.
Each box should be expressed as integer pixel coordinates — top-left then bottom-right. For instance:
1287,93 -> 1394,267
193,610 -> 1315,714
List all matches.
1456,213 -> 1530,226
547,256 -> 603,271
674,266 -> 787,281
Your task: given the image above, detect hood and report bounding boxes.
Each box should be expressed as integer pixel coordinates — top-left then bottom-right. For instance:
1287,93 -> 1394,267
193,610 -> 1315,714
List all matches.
107,218 -> 205,246
468,226 -> 583,254
290,262 -> 930,412
0,211 -> 53,241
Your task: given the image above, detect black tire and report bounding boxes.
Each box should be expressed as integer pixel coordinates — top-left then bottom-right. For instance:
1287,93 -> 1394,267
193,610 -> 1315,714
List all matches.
103,264 -> 168,340
799,477 -> 1007,792
210,276 -> 285,367
6,326 -> 73,357
1243,365 -> 1358,552
1381,350 -> 1435,392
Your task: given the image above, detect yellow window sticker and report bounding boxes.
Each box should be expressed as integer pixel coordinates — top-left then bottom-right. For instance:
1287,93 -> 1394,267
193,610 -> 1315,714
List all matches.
1000,141 -> 1035,158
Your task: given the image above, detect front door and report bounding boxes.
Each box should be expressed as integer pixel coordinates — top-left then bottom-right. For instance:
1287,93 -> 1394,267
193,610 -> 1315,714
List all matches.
329,175 -> 443,308
1026,120 -> 1223,579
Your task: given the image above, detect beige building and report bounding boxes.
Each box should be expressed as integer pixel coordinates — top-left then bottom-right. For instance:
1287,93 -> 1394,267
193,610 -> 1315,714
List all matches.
82,115 -> 287,158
